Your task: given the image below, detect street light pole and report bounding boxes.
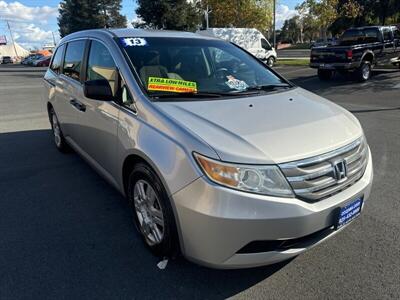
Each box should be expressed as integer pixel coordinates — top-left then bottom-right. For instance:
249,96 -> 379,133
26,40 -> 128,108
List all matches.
6,20 -> 19,58
51,31 -> 57,47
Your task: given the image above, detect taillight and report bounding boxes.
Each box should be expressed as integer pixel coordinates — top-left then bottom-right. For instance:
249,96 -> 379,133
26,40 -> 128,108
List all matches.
346,50 -> 353,59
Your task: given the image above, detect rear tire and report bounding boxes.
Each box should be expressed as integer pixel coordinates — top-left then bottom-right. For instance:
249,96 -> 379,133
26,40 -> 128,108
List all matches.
127,163 -> 179,258
49,108 -> 70,153
356,61 -> 371,81
317,69 -> 334,80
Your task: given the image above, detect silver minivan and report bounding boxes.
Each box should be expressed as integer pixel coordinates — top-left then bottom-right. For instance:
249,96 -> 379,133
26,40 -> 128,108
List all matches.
43,29 -> 373,269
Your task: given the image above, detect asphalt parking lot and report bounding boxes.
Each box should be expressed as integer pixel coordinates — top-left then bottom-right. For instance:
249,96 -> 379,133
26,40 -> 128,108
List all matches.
0,64 -> 399,299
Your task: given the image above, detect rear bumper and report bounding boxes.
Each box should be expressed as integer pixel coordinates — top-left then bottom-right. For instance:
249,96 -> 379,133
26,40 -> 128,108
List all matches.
172,150 -> 373,269
310,61 -> 360,70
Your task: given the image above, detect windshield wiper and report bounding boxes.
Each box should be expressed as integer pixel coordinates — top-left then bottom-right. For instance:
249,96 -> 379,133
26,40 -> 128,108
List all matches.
245,84 -> 292,92
149,86 -> 288,99
150,92 -> 224,99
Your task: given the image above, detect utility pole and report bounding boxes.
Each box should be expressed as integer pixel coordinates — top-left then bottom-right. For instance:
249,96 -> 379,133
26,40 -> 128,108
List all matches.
204,5 -> 212,29
273,0 -> 276,48
51,31 -> 57,46
6,20 -> 19,57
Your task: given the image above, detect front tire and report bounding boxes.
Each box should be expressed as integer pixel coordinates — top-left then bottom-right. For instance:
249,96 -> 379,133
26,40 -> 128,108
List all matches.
49,108 -> 70,153
318,69 -> 334,80
266,56 -> 275,67
127,163 -> 179,258
356,61 -> 371,81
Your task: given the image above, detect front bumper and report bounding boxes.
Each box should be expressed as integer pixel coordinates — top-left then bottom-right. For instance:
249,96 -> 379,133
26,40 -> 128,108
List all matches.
172,151 -> 373,269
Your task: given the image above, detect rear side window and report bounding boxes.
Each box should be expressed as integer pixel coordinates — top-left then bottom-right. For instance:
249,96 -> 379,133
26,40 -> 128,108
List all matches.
86,40 -> 118,96
382,28 -> 392,41
50,44 -> 65,74
63,40 -> 86,82
394,29 -> 400,39
363,29 -> 379,43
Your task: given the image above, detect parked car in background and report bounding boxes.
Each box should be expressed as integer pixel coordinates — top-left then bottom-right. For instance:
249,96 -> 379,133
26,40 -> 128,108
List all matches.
197,28 -> 278,67
34,56 -> 51,67
1,56 -> 13,64
310,26 -> 400,81
21,57 -> 30,65
44,29 -> 373,269
26,54 -> 44,66
21,54 -> 37,65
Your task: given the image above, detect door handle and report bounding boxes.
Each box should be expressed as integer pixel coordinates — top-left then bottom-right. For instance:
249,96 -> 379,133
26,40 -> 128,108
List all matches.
69,98 -> 86,112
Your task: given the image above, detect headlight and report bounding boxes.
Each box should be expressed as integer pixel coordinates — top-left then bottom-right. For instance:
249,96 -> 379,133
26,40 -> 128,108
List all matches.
194,153 -> 294,197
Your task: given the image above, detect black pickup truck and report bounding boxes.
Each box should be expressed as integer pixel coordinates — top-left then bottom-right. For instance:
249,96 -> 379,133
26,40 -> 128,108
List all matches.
310,26 -> 400,81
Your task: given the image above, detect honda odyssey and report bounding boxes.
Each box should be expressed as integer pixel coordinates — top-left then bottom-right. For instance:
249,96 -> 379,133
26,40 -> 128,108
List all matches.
43,29 -> 373,269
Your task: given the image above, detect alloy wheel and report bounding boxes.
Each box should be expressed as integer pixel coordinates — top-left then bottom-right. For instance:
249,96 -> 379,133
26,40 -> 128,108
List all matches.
267,57 -> 274,67
52,113 -> 62,147
362,64 -> 370,80
133,179 -> 165,246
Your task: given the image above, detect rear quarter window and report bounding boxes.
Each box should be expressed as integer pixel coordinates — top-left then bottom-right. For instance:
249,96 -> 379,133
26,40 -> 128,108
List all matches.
382,28 -> 392,41
393,28 -> 400,39
363,29 -> 379,43
50,44 -> 65,74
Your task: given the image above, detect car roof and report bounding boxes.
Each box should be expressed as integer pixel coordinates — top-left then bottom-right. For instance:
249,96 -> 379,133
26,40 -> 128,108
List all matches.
59,28 -> 219,44
348,25 -> 396,30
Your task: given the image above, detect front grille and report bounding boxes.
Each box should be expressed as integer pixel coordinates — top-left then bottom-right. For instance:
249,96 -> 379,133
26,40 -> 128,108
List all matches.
279,137 -> 369,202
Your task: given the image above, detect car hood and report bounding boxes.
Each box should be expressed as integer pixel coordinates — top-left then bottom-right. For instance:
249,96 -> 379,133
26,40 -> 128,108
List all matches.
154,87 -> 363,164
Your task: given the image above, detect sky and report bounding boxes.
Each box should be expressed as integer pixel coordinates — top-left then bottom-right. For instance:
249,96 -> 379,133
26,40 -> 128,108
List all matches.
0,0 -> 299,50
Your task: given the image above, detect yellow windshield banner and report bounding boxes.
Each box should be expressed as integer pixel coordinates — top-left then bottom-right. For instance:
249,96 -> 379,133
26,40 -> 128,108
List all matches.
147,77 -> 197,93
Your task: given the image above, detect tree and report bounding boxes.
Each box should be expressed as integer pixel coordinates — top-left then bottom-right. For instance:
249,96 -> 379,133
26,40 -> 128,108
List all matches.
135,0 -> 201,31
303,0 -> 339,40
280,17 -> 303,43
297,0 -> 400,39
298,0 -> 362,40
58,0 -> 126,37
201,0 -> 273,32
97,0 -> 127,28
329,0 -> 363,35
296,2 -> 321,43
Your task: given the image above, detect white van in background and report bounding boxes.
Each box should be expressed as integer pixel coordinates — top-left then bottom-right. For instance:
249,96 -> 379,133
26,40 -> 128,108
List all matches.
197,28 -> 277,67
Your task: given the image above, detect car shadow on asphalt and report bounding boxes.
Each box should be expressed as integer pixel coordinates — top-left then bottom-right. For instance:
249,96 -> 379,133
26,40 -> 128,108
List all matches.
291,69 -> 400,95
0,129 -> 291,299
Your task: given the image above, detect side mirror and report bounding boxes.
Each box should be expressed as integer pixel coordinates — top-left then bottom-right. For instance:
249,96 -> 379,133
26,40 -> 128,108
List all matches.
84,79 -> 114,101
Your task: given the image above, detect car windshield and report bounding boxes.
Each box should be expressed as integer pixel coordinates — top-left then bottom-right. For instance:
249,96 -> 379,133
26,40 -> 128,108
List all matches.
339,29 -> 380,45
119,37 -> 289,99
